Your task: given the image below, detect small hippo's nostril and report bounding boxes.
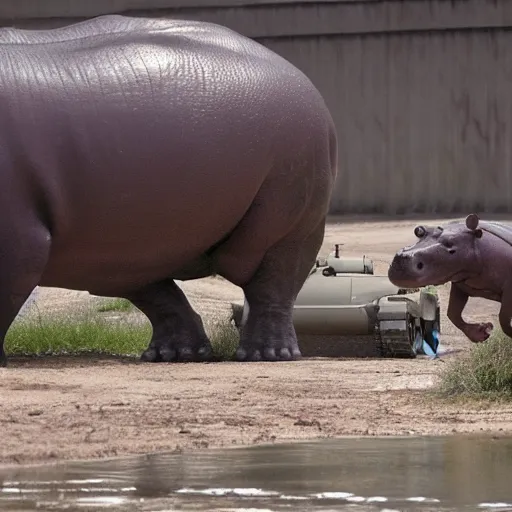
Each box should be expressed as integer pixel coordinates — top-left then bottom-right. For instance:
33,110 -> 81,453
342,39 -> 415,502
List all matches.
417,262 -> 424,271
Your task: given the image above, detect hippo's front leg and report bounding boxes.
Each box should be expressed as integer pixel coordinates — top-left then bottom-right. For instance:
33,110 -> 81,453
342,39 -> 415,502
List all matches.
0,219 -> 52,366
448,283 -> 493,343
125,279 -> 214,362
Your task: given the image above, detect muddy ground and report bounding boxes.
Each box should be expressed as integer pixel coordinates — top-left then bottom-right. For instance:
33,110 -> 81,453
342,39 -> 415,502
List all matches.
1,215 -> 511,467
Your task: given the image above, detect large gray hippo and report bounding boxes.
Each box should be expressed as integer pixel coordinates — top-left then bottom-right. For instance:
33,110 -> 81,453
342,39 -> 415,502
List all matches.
0,15 -> 337,366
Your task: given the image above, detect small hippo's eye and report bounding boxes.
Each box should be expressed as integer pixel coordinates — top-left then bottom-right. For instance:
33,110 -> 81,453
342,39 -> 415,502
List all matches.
414,226 -> 426,238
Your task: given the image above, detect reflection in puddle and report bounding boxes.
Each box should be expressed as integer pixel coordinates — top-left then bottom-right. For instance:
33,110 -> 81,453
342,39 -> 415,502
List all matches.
1,435 -> 512,511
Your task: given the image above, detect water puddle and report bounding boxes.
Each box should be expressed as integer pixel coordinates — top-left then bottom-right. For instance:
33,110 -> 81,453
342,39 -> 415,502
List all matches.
2,435 -> 512,511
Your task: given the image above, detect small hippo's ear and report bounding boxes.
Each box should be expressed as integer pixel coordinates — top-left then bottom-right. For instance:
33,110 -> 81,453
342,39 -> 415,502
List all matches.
465,213 -> 480,231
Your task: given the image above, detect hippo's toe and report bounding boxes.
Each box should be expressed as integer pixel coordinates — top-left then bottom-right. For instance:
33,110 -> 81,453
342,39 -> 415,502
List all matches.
140,338 -> 214,363
140,347 -> 161,362
235,344 -> 301,362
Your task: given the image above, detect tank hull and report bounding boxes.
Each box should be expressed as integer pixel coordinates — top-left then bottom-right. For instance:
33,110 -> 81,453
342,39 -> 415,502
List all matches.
230,249 -> 441,358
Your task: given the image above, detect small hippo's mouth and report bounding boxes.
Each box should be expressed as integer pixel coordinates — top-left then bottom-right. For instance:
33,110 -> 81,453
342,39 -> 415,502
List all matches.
387,254 -> 452,288
387,255 -> 415,287
388,270 -> 433,289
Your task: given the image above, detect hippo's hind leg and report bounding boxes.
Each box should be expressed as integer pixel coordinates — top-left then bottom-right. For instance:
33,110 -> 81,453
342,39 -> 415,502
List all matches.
234,220 -> 326,361
125,279 -> 213,362
214,214 -> 326,362
0,223 -> 51,366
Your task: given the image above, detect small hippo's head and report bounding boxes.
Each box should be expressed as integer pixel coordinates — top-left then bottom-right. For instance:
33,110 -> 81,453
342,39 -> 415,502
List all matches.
388,214 -> 483,288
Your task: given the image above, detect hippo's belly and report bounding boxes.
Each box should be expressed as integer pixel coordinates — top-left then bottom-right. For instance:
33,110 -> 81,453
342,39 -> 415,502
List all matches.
457,282 -> 502,303
31,90 -> 272,293
37,141 -> 267,294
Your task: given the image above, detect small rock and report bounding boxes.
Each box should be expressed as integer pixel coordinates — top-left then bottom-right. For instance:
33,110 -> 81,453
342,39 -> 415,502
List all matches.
179,429 -> 191,434
28,410 -> 43,417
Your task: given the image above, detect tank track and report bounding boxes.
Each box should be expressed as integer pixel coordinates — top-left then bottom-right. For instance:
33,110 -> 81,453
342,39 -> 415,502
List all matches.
374,316 -> 416,358
232,301 -> 420,359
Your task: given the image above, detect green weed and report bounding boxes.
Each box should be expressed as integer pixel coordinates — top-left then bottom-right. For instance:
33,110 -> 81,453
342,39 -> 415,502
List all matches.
422,285 -> 438,296
437,328 -> 512,400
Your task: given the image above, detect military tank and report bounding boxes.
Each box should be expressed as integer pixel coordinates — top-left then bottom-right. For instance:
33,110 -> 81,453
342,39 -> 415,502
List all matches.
230,244 -> 440,358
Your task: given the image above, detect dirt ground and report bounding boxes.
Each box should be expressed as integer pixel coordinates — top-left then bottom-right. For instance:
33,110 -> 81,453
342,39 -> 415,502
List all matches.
1,215 -> 512,468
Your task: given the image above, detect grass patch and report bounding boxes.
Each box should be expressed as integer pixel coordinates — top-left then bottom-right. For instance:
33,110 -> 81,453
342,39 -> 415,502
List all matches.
5,310 -> 241,361
207,320 -> 240,360
5,313 -> 150,358
437,328 -> 512,400
96,298 -> 135,313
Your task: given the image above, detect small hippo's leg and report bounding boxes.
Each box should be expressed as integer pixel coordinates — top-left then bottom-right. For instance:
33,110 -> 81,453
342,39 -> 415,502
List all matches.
234,220 -> 326,362
448,283 -> 493,343
498,287 -> 512,339
125,279 -> 213,363
0,223 -> 51,367
447,283 -> 469,332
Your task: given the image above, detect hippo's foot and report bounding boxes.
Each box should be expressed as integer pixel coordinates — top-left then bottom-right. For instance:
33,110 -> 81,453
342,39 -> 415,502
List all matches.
236,307 -> 302,362
125,279 -> 214,363
463,322 -> 493,343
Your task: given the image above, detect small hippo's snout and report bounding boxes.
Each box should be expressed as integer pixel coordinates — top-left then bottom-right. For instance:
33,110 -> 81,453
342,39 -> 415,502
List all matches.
388,250 -> 426,288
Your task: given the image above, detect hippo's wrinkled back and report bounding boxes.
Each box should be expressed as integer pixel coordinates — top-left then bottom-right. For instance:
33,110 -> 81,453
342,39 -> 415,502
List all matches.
0,15 -> 215,44
478,221 -> 512,247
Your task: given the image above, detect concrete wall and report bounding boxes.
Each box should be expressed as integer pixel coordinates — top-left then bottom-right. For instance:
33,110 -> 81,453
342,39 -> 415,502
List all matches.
1,0 -> 511,214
